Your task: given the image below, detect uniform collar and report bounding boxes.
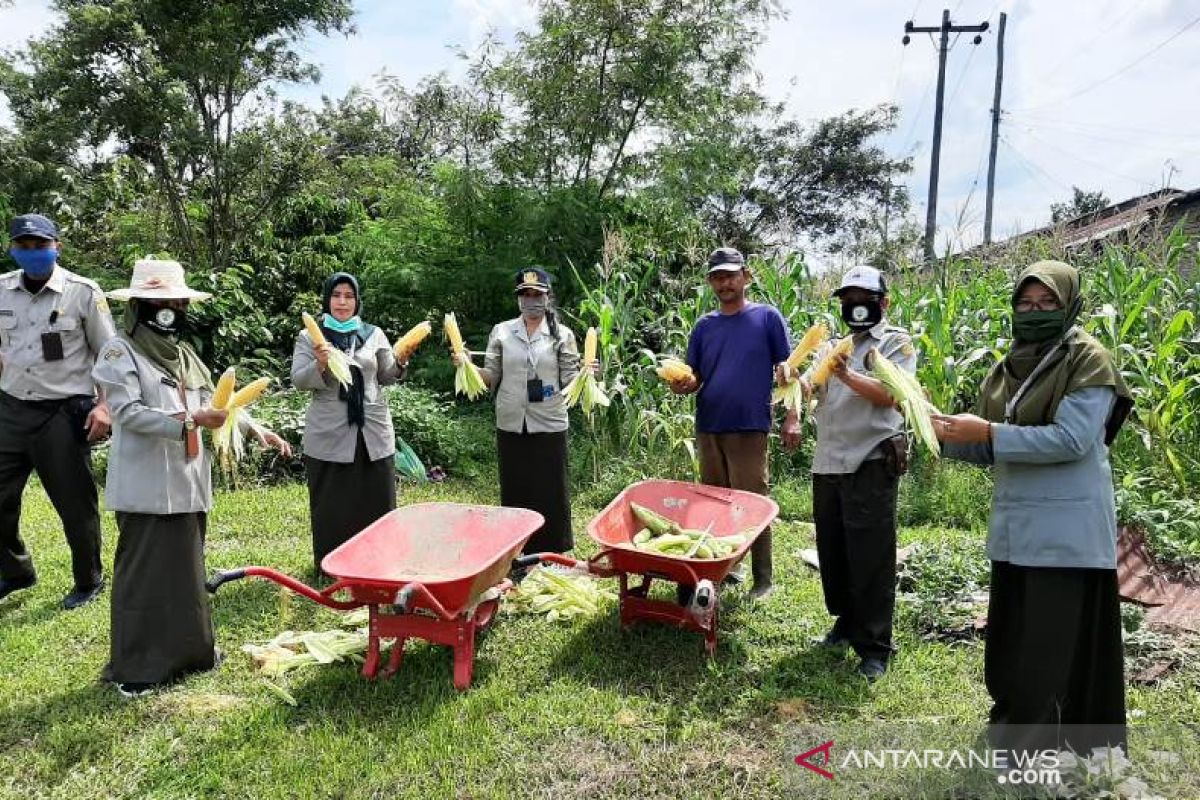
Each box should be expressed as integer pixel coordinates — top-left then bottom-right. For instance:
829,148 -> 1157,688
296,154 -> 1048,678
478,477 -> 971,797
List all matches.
13,266 -> 67,295
851,318 -> 890,342
512,316 -> 549,343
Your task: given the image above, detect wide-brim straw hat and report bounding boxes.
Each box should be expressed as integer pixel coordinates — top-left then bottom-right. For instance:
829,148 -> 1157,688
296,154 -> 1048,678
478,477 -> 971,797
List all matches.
107,259 -> 212,301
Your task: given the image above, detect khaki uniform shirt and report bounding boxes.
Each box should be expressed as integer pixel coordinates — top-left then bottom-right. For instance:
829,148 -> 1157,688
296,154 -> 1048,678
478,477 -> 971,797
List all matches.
92,337 -> 254,514
290,326 -> 402,463
484,318 -> 580,434
806,320 -> 917,474
0,267 -> 116,400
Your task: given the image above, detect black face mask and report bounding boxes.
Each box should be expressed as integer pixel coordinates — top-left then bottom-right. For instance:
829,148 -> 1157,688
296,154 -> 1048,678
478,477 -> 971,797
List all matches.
841,299 -> 883,330
138,302 -> 186,336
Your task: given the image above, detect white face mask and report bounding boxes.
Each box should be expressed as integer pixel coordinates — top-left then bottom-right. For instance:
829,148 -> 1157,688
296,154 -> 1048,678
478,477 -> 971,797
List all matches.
518,295 -> 548,319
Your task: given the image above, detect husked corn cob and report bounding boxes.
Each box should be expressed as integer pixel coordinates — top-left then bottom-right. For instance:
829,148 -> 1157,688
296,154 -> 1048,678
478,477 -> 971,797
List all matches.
444,312 -> 488,400
583,327 -> 598,365
393,321 -> 432,360
787,323 -> 829,369
810,337 -> 854,388
655,357 -> 694,383
228,377 -> 271,409
300,312 -> 353,389
561,327 -> 609,419
212,367 -> 236,410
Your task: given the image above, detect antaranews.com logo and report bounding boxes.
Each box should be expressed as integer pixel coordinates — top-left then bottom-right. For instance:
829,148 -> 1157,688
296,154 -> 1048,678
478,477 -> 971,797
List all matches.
795,740 -> 1062,788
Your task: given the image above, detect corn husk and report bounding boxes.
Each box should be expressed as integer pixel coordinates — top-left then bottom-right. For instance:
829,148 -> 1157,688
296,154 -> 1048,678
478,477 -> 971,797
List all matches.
655,357 -> 694,383
301,312 -> 353,389
868,346 -> 941,457
393,320 -> 432,361
773,323 -> 829,411
507,566 -> 616,621
444,312 -> 488,400
242,628 -> 368,677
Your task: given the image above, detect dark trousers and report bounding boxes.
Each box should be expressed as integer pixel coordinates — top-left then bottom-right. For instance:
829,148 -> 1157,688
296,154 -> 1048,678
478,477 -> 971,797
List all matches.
697,432 -> 772,571
813,459 -> 898,661
305,433 -> 397,574
986,561 -> 1126,754
0,392 -> 102,589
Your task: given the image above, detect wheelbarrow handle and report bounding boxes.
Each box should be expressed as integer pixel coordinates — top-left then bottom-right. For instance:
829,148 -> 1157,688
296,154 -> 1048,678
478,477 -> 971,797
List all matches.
206,569 -> 247,593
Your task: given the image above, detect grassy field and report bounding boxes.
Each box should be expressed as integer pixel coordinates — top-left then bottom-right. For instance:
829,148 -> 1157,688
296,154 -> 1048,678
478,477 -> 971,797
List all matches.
2,475 -> 1199,799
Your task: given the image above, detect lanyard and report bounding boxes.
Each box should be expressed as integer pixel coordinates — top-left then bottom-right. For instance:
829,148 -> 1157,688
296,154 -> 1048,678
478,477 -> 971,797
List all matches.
1004,326 -> 1077,423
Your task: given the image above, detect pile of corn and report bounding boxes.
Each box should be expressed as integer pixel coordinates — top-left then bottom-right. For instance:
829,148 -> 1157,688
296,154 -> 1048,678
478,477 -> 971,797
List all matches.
392,320 -> 432,362
210,368 -> 271,473
507,565 -> 616,621
444,312 -> 489,400
629,503 -> 747,559
243,627 -> 370,706
561,327 -> 610,418
655,357 -> 694,384
772,322 -> 829,411
302,312 -> 354,388
867,347 -> 941,457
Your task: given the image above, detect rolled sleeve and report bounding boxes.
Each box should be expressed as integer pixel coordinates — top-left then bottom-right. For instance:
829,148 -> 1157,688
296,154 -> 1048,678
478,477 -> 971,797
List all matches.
992,386 -> 1115,464
290,333 -> 332,392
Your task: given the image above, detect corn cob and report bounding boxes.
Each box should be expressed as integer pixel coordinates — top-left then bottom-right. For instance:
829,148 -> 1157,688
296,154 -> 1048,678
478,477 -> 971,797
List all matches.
583,326 -> 598,365
393,320 -> 432,361
655,357 -> 694,383
787,323 -> 830,370
810,337 -> 855,388
301,312 -> 353,389
444,312 -> 488,400
506,565 -> 616,621
228,377 -> 271,409
212,367 -> 236,410
867,346 -> 941,458
561,327 -> 609,418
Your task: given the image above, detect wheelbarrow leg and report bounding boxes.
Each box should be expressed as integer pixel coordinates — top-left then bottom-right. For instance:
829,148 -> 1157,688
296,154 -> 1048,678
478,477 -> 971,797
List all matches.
381,637 -> 406,678
703,602 -> 720,658
362,605 -> 382,679
453,620 -> 476,691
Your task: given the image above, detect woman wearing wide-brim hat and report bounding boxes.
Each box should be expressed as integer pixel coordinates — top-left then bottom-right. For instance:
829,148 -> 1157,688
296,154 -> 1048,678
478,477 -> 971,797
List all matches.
94,258 -> 291,697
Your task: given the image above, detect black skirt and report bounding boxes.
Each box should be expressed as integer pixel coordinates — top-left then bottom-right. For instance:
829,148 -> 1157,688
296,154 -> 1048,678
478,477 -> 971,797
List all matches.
106,512 -> 216,686
986,560 -> 1127,754
305,432 -> 396,572
496,428 -> 572,553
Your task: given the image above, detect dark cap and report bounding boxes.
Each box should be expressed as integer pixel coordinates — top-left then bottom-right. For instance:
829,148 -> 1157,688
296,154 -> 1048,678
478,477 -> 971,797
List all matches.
515,267 -> 552,293
706,247 -> 745,273
8,213 -> 59,242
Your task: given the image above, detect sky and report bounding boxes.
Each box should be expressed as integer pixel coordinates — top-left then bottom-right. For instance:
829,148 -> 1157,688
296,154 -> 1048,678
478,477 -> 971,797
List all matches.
2,0 -> 1199,256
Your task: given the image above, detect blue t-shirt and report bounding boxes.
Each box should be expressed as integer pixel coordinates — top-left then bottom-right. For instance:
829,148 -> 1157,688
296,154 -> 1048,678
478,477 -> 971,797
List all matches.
686,302 -> 791,434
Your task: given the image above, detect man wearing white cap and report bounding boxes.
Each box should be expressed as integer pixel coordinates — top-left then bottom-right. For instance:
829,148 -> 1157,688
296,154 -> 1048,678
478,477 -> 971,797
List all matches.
94,258 -> 290,697
801,264 -> 916,682
0,213 -> 116,608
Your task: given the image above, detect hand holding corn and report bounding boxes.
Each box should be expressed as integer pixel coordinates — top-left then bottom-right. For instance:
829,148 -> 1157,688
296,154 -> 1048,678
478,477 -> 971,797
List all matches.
192,408 -> 228,429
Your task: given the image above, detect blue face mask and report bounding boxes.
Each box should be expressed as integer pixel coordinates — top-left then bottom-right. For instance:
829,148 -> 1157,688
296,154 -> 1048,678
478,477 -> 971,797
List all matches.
9,247 -> 58,279
323,313 -> 361,334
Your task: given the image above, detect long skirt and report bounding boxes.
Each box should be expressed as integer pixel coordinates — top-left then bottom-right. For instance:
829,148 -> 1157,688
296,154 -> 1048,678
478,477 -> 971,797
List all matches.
305,432 -> 396,573
105,511 -> 216,686
497,428 -> 571,553
986,560 -> 1127,755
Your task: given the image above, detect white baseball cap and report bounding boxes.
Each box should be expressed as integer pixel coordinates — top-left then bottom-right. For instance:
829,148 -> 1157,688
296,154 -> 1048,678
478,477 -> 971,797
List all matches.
833,264 -> 887,297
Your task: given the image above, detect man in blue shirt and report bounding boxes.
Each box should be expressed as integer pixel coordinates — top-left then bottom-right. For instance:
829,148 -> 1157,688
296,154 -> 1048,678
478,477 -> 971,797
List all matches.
668,247 -> 798,600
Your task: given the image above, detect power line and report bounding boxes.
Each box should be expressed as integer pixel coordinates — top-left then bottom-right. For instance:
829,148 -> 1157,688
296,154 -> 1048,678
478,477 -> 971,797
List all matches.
1010,125 -> 1155,189
1003,110 -> 1200,142
999,133 -> 1071,195
1016,10 -> 1200,111
1039,3 -> 1142,79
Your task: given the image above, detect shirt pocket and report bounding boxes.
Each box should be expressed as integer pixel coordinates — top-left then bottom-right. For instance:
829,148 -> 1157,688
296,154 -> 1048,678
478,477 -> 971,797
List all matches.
1004,498 -> 1104,566
0,314 -> 17,348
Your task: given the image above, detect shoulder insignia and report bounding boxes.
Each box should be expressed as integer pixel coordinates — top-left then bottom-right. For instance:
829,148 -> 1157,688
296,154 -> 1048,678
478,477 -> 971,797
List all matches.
102,346 -> 124,362
95,295 -> 110,315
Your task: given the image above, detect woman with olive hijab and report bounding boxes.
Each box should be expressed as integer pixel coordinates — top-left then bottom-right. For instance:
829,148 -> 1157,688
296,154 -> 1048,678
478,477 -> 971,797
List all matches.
934,260 -> 1133,755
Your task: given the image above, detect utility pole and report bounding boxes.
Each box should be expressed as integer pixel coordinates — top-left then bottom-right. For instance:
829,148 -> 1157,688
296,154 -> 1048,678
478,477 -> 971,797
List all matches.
984,12 -> 1007,245
904,10 -> 989,263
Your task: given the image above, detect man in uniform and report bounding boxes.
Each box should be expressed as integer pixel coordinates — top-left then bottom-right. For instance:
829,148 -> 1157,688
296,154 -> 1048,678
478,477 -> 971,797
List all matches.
0,213 -> 116,608
668,247 -> 798,600
800,265 -> 916,681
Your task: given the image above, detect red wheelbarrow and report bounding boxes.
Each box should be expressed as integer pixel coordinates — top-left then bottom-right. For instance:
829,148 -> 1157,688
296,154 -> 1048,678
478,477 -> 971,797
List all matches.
529,480 -> 778,656
206,503 -> 544,690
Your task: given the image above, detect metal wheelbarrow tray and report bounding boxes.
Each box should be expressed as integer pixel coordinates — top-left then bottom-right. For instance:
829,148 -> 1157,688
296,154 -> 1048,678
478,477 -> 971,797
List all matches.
207,503 -> 544,690
532,480 -> 778,656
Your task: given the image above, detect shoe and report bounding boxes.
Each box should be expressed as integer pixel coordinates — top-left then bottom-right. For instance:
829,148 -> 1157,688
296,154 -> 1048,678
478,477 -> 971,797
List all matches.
62,579 -> 105,610
820,627 -> 850,648
0,573 -> 37,601
116,682 -> 157,699
858,657 -> 888,683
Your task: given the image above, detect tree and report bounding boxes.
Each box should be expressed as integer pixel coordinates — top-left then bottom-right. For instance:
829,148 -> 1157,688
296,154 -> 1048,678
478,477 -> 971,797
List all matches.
1051,186 -> 1111,224
1,0 -> 354,272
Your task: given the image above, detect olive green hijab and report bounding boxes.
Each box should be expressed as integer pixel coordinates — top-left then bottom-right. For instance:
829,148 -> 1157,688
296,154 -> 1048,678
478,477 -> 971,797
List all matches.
978,260 -> 1132,444
121,299 -> 213,391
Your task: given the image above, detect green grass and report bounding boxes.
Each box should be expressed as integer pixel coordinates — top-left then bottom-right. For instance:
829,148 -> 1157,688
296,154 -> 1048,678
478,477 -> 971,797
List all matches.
2,477 -> 1198,799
